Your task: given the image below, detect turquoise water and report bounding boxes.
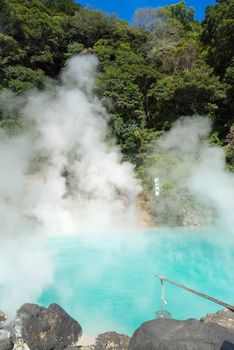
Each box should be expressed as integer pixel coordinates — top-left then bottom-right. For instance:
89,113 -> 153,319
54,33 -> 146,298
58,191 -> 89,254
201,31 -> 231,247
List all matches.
39,228 -> 234,336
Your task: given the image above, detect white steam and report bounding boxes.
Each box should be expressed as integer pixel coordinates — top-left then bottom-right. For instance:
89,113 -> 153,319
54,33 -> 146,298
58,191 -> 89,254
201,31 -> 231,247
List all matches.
150,115 -> 234,232
22,55 -> 141,232
0,55 -> 141,315
1,55 -> 233,321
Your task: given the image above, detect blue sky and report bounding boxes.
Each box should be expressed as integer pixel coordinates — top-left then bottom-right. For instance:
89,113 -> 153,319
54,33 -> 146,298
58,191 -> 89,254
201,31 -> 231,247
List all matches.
75,0 -> 216,22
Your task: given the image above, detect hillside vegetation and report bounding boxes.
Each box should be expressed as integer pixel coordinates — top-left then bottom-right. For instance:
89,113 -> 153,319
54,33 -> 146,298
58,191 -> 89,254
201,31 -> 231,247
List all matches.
0,0 -> 233,192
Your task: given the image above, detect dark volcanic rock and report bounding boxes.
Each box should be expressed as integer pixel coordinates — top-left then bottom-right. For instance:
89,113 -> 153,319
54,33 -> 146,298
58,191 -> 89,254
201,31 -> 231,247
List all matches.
94,331 -> 130,350
65,347 -> 93,350
0,312 -> 6,323
65,346 -> 94,350
202,308 -> 234,330
220,341 -> 234,350
0,330 -> 13,350
16,303 -> 82,350
128,318 -> 234,350
0,312 -> 13,350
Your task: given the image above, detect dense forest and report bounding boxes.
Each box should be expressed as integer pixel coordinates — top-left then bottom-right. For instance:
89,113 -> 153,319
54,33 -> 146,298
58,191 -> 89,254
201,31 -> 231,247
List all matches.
0,0 -> 234,224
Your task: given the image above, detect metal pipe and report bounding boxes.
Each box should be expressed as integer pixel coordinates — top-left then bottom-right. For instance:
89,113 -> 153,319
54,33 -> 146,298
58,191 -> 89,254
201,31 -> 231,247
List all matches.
155,275 -> 234,312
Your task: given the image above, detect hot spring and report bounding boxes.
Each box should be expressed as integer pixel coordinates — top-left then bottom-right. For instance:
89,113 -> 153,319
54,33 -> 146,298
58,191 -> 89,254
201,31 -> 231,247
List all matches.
0,55 -> 233,339
38,227 -> 234,337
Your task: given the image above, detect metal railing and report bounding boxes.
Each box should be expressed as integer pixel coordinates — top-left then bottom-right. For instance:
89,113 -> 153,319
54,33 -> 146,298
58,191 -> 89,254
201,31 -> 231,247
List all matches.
156,275 -> 234,312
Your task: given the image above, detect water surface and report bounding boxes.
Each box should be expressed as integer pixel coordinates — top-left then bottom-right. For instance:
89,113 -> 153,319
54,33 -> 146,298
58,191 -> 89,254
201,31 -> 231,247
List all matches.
39,227 -> 234,336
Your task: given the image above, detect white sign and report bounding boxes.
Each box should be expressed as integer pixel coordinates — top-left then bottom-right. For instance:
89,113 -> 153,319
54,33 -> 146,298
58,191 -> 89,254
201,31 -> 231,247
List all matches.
154,177 -> 160,196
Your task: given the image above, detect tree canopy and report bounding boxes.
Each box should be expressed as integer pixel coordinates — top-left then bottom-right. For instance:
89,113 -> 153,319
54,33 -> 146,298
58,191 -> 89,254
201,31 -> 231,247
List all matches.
0,0 -> 233,172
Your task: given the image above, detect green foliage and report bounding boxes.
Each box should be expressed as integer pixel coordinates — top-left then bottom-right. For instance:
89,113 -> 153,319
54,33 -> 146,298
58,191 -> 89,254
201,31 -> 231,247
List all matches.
43,0 -> 79,15
93,34 -> 158,161
209,132 -> 224,146
168,0 -> 195,28
0,0 -> 233,176
0,117 -> 23,135
134,0 -> 196,34
0,0 -> 233,226
147,65 -> 226,129
2,66 -> 45,93
0,0 -> 72,76
0,33 -> 26,66
225,144 -> 234,163
65,42 -> 85,58
69,9 -> 116,48
202,0 -> 234,77
222,59 -> 234,129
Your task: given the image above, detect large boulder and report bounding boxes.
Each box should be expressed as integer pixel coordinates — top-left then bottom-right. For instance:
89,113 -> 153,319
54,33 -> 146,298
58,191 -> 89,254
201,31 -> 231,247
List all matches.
128,318 -> 234,350
65,347 -> 93,350
0,311 -> 13,350
15,303 -> 82,350
0,312 -> 6,323
94,331 -> 130,350
0,329 -> 13,350
202,308 -> 234,330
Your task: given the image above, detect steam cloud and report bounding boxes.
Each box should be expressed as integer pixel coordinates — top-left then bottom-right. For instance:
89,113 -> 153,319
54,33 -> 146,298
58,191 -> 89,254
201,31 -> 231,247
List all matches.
0,55 -> 233,319
150,116 -> 234,233
0,55 -> 141,315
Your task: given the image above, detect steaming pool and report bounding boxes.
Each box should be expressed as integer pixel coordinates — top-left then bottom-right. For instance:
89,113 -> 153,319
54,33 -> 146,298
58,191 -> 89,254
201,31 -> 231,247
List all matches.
39,227 -> 234,336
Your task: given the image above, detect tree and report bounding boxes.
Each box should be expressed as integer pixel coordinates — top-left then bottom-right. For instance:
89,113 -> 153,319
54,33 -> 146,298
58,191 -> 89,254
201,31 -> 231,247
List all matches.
134,1 -> 196,33
94,37 -> 158,161
134,1 -> 202,74
0,0 -> 232,170
69,8 -> 116,48
202,0 -> 234,76
43,0 -> 79,15
147,65 -> 226,129
1,0 -> 72,76
2,65 -> 45,93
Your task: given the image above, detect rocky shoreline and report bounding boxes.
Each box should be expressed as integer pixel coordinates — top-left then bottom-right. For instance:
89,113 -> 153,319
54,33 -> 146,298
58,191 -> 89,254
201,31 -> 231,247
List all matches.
1,304 -> 234,350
